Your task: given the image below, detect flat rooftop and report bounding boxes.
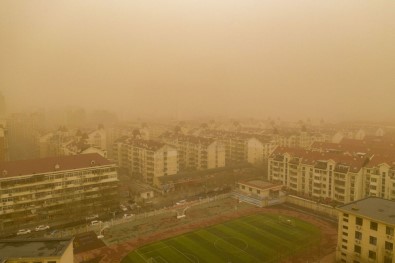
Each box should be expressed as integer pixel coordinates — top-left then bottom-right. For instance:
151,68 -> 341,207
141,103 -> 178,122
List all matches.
0,238 -> 72,259
238,180 -> 282,190
338,197 -> 395,225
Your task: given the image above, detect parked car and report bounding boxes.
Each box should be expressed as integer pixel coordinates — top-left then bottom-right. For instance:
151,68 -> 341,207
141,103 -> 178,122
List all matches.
85,214 -> 99,220
123,213 -> 134,219
91,220 -> 102,226
35,225 -> 50,231
120,205 -> 128,211
17,229 -> 31,235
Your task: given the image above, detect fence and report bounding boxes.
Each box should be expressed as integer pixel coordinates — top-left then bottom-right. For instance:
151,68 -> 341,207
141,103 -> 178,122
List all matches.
285,195 -> 338,219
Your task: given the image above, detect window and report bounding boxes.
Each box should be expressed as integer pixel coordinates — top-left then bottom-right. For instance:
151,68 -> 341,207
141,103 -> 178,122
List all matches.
370,221 -> 378,231
249,187 -> 252,192
355,231 -> 362,240
368,250 -> 376,260
354,245 -> 361,253
342,245 -> 347,249
385,241 -> 393,250
343,232 -> 348,237
356,217 -> 363,226
257,190 -> 261,194
387,226 -> 394,236
369,236 -> 377,245
384,256 -> 393,263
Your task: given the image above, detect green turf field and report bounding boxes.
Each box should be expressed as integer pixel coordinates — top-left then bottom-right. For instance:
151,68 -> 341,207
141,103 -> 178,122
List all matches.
121,213 -> 321,263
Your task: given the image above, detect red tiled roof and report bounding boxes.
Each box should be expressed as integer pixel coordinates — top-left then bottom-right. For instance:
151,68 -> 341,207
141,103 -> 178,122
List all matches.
0,153 -> 113,178
365,154 -> 395,168
271,147 -> 368,172
115,137 -> 167,151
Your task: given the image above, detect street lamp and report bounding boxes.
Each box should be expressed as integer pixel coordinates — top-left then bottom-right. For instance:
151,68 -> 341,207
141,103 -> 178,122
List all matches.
97,224 -> 109,239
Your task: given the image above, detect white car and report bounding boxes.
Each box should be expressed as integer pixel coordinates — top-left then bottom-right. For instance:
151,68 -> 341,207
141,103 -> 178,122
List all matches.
35,225 -> 50,231
91,220 -> 102,226
17,229 -> 31,235
120,205 -> 128,211
123,213 -> 134,219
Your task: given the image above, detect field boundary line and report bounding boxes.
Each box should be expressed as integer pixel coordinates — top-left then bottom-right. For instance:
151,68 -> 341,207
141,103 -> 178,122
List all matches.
142,244 -> 170,255
135,248 -> 148,262
156,256 -> 169,263
170,245 -> 194,263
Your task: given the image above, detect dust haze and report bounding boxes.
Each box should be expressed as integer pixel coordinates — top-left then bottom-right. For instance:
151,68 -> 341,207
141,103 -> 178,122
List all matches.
0,0 -> 394,121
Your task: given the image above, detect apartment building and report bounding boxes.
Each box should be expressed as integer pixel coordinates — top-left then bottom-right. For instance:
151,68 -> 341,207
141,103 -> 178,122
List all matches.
113,137 -> 177,186
272,131 -> 328,149
198,130 -> 276,165
0,153 -> 119,233
336,197 -> 395,263
268,147 -> 368,204
364,155 -> 395,200
0,122 -> 9,161
161,134 -> 225,171
0,238 -> 74,263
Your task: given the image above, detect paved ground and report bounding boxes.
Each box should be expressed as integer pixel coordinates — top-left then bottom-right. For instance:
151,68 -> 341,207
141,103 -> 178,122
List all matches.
74,197 -> 338,263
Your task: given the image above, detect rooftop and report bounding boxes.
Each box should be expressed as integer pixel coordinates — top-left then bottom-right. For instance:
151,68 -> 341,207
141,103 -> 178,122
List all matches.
337,197 -> 395,225
115,136 -> 167,151
0,238 -> 73,259
238,180 -> 282,190
271,147 -> 368,172
0,153 -> 113,178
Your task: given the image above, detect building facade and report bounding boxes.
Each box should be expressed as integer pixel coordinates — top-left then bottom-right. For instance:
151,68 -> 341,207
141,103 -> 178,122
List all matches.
268,147 -> 368,204
161,134 -> 225,171
336,198 -> 395,263
113,137 -> 177,186
0,153 -> 119,234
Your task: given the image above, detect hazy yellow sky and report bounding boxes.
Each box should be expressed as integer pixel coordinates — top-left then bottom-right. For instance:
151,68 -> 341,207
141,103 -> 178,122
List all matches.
0,0 -> 394,120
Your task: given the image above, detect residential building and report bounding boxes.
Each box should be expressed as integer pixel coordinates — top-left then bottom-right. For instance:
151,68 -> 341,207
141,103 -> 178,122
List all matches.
113,137 -> 177,186
0,122 -> 9,161
161,134 -> 225,171
0,237 -> 74,263
268,147 -> 368,204
364,155 -> 395,200
0,153 -> 119,234
336,197 -> 395,263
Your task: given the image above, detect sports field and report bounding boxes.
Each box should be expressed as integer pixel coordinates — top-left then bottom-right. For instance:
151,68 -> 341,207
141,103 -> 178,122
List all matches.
121,213 -> 321,263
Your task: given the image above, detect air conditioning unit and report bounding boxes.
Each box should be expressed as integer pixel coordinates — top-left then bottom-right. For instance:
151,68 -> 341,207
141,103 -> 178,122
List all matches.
354,252 -> 361,258
356,225 -> 362,230
387,235 -> 393,240
355,240 -> 360,244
